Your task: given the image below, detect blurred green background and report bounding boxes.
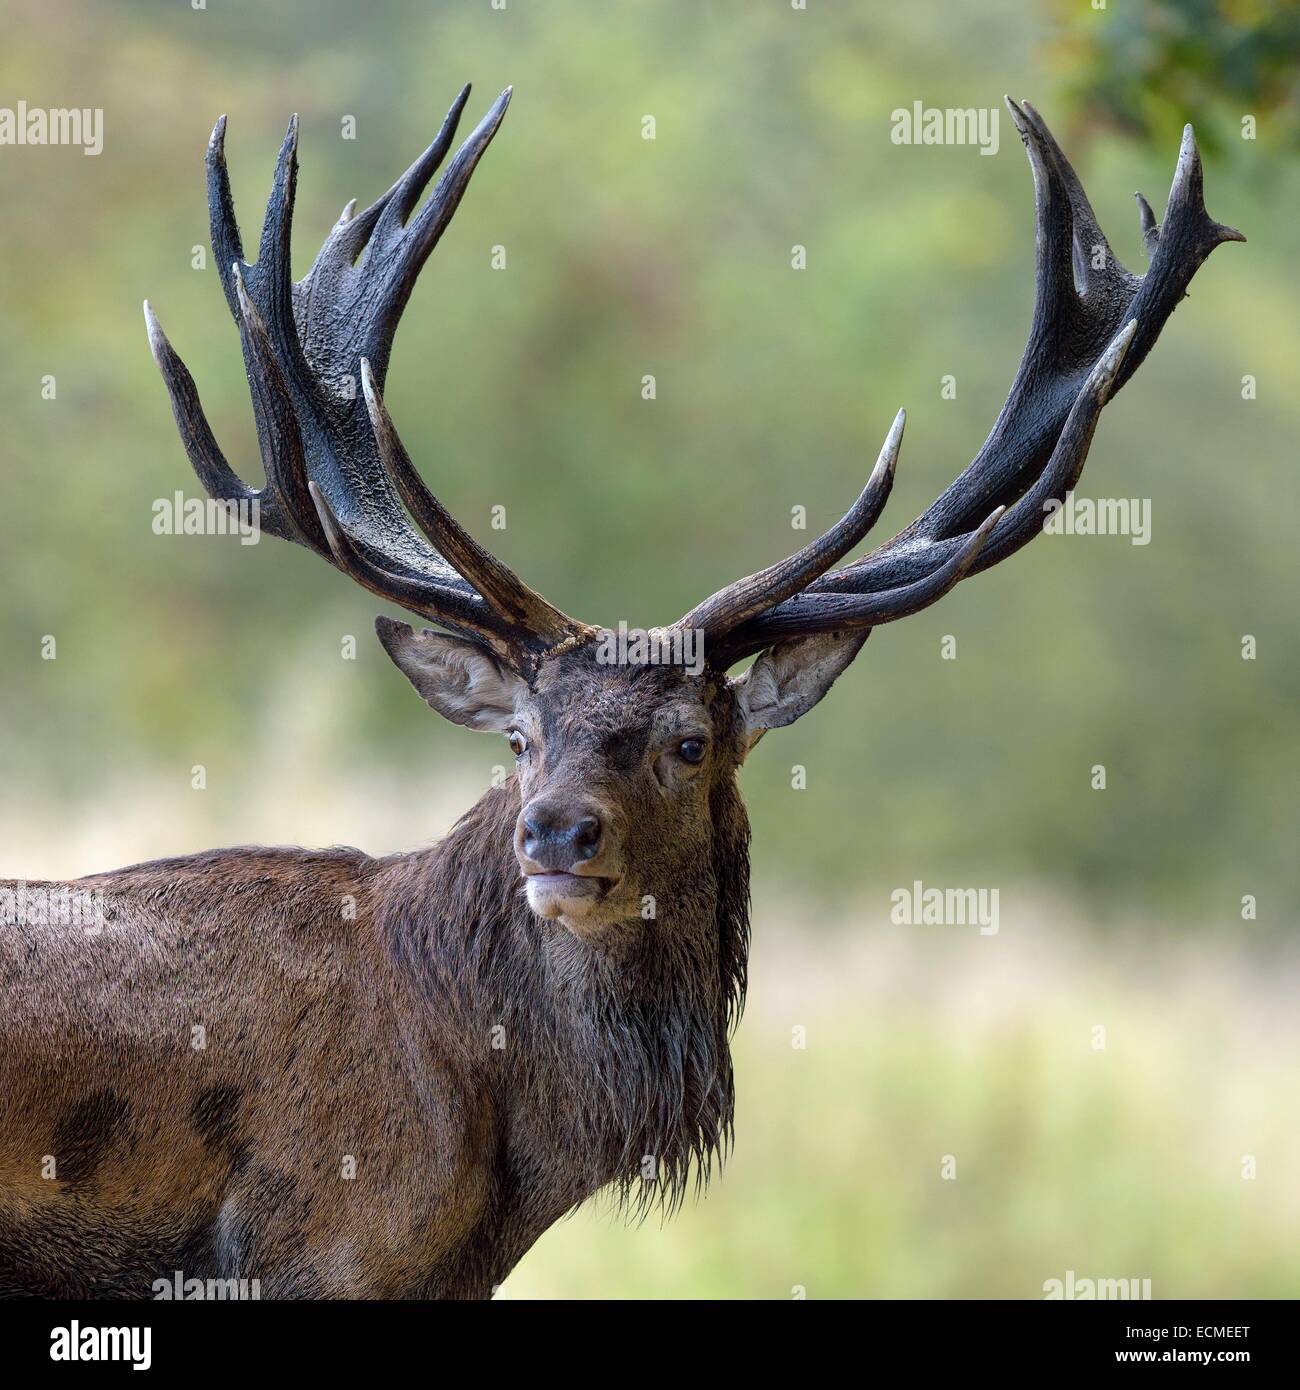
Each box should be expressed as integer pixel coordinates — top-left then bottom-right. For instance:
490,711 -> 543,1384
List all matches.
0,0 -> 1295,1297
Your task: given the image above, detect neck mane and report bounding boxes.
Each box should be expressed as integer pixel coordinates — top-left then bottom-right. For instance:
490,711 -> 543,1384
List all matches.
381,778 -> 750,1214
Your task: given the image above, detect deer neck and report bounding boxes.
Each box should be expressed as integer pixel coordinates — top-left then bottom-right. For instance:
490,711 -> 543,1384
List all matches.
381,778 -> 750,1209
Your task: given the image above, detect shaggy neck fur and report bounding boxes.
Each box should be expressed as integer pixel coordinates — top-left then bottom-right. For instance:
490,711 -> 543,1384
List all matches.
381,775 -> 751,1218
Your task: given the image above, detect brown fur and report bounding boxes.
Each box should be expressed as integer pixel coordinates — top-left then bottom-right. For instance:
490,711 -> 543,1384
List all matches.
0,647 -> 752,1298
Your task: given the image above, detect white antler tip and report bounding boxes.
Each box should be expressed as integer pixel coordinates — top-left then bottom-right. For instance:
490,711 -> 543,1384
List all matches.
142,300 -> 165,359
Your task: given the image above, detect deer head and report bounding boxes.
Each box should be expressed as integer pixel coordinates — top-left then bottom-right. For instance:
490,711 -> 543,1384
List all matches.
145,86 -> 1241,935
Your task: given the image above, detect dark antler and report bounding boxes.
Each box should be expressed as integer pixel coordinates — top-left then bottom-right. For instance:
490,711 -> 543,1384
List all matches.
145,85 -> 593,671
686,99 -> 1243,666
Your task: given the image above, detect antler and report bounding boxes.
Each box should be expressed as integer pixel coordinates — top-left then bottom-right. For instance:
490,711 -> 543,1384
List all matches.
145,85 -> 593,672
683,98 -> 1243,666
147,92 -> 1239,678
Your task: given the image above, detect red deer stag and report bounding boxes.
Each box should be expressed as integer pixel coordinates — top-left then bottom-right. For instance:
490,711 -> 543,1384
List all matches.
0,86 -> 1240,1298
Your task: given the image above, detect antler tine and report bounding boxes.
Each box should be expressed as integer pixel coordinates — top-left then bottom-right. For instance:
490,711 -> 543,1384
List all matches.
675,409 -> 904,640
967,317 -> 1135,571
306,482 -> 516,654
206,114 -> 244,323
1134,191 -> 1161,255
718,315 -> 1136,663
303,85 -> 514,391
695,104 -> 1241,666
719,507 -> 1004,657
359,360 -> 586,643
144,301 -> 266,518
722,314 -> 1140,661
230,265 -> 327,551
827,315 -> 1138,583
717,310 -> 1134,665
325,84 -> 474,272
151,87 -> 592,674
385,90 -> 513,298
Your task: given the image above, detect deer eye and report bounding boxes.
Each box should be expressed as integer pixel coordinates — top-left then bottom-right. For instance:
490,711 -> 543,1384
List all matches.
677,737 -> 707,765
508,731 -> 529,758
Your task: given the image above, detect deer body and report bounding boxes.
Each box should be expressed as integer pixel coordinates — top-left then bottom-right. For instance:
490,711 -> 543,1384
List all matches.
2,846 -> 476,1299
0,85 -> 1238,1297
0,775 -> 744,1297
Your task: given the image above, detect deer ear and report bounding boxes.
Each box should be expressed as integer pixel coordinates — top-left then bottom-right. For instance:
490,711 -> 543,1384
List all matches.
375,617 -> 527,733
730,632 -> 868,751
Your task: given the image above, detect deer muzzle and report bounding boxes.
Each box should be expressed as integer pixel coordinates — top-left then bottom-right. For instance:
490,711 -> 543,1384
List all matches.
515,797 -> 622,922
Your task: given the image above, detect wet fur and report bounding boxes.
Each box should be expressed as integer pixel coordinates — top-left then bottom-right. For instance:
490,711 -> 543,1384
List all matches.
0,651 -> 751,1299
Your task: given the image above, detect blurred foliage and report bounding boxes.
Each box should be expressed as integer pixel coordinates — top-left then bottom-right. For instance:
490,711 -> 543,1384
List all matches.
0,0 -> 1295,1302
1049,0 -> 1300,155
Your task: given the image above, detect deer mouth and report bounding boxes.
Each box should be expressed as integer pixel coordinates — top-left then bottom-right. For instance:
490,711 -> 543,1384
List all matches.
524,871 -> 611,896
523,871 -> 618,920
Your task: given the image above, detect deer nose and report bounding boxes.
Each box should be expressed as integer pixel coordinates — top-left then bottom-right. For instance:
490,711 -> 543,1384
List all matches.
521,804 -> 604,870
